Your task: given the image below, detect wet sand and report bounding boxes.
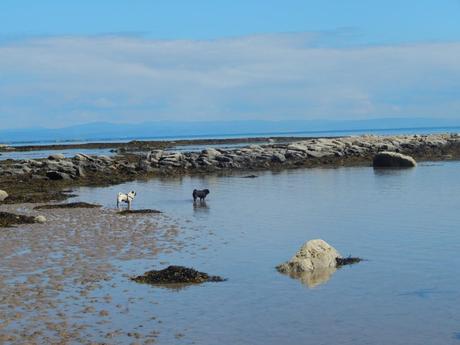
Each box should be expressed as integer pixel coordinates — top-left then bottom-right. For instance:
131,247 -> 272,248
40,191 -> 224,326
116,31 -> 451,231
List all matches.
0,203 -> 188,344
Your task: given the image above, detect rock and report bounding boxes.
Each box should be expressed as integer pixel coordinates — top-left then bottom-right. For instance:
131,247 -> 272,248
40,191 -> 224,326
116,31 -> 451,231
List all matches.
0,190 -> 9,201
0,212 -> 36,227
46,171 -> 72,180
276,239 -> 341,273
74,153 -> 92,161
147,150 -> 163,161
215,155 -> 233,163
34,215 -> 46,224
48,154 -> 65,160
201,148 -> 221,159
271,152 -> 286,163
373,151 -> 416,168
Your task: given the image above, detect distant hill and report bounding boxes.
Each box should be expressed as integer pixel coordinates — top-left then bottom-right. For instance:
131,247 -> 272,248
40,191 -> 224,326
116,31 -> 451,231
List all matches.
1,118 -> 460,145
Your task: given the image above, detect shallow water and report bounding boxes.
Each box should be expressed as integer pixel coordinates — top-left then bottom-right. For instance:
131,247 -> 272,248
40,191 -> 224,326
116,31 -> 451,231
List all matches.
0,148 -> 115,161
70,161 -> 460,344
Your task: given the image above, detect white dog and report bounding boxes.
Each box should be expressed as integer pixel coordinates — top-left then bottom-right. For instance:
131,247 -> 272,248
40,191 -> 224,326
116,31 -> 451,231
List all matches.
117,191 -> 136,210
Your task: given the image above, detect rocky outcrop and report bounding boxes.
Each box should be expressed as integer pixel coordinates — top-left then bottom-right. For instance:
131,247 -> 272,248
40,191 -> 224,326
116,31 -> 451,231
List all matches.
277,239 -> 341,273
0,133 -> 458,182
373,151 -> 417,168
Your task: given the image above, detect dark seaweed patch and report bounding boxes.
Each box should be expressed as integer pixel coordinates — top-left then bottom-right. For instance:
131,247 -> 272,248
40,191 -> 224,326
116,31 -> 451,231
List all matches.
131,265 -> 225,285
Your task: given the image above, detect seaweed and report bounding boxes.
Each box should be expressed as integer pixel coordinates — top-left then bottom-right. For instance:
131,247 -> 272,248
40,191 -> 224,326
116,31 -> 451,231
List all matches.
0,212 -> 36,228
336,256 -> 362,267
131,265 -> 225,285
34,202 -> 101,210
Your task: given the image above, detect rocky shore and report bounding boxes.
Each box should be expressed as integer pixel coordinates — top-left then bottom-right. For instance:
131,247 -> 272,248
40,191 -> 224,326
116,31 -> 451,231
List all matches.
1,133 -> 459,203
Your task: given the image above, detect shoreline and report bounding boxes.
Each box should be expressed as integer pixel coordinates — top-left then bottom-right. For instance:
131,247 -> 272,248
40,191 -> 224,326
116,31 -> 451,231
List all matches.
0,136 -> 324,153
1,132 -> 459,204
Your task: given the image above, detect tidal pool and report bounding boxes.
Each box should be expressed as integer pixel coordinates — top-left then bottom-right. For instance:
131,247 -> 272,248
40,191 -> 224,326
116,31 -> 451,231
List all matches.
1,161 -> 460,344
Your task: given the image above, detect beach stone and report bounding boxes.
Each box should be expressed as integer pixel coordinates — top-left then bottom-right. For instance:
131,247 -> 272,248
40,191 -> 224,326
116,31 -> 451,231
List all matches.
34,215 -> 46,224
276,239 -> 341,273
0,190 -> 8,201
373,151 -> 416,168
271,152 -> 286,163
74,153 -> 91,161
147,150 -> 163,161
202,148 -> 221,159
48,154 -> 65,160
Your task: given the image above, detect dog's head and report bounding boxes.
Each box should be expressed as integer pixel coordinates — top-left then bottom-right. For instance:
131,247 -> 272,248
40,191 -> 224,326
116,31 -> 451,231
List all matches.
203,189 -> 210,195
128,191 -> 136,198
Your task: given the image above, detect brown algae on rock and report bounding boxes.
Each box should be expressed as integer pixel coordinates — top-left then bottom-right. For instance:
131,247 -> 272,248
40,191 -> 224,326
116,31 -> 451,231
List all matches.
0,211 -> 36,227
131,265 -> 225,285
34,202 -> 101,210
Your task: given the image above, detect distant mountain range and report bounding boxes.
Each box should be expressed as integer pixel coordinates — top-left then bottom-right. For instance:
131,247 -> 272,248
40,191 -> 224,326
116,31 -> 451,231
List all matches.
1,118 -> 460,144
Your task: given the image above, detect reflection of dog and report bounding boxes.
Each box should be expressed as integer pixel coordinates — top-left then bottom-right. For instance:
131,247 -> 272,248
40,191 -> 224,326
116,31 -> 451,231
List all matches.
193,189 -> 209,202
117,191 -> 136,209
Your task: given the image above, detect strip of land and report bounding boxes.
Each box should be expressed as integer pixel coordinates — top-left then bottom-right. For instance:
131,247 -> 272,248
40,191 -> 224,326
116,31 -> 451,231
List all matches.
1,133 -> 459,204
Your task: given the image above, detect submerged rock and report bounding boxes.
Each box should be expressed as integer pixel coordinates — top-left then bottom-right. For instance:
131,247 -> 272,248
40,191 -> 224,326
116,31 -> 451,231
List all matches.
373,151 -> 416,168
277,239 -> 341,273
131,265 -> 225,285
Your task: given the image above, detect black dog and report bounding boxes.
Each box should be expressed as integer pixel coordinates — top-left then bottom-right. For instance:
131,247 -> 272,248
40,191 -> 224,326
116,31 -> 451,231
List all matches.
193,189 -> 210,202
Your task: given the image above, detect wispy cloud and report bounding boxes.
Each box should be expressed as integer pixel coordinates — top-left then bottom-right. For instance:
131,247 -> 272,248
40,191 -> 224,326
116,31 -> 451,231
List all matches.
1,33 -> 460,128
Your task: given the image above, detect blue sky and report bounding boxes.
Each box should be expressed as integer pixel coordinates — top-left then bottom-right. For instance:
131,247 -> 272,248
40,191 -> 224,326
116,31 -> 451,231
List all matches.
1,1 -> 460,128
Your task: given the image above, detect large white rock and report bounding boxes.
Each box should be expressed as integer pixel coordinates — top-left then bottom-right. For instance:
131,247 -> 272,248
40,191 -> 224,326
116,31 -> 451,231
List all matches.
0,190 -> 8,202
277,239 -> 341,273
373,151 -> 416,168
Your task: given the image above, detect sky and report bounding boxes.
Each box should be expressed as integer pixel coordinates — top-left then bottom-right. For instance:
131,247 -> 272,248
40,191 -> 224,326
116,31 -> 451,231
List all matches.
1,0 -> 460,129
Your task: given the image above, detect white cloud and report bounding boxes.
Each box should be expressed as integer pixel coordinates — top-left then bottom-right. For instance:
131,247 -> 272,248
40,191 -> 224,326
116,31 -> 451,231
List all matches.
0,33 -> 460,128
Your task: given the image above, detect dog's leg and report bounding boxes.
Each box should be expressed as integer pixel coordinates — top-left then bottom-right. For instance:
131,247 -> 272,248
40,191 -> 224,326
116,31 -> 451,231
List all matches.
128,200 -> 131,210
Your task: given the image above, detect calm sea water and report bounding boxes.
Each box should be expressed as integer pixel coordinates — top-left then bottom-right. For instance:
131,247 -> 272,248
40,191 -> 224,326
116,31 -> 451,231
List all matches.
2,126 -> 459,161
73,161 -> 460,345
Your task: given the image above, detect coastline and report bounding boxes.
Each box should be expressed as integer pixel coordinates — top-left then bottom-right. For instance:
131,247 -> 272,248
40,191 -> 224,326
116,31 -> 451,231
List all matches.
1,132 -> 459,204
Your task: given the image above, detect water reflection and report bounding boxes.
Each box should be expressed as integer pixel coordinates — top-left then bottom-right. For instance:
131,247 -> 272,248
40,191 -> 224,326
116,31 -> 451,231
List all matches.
193,201 -> 210,213
280,267 -> 337,288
